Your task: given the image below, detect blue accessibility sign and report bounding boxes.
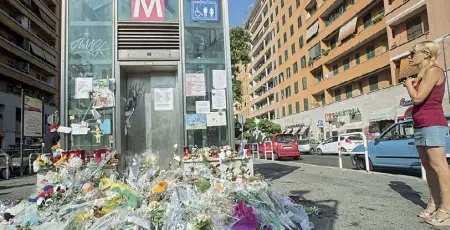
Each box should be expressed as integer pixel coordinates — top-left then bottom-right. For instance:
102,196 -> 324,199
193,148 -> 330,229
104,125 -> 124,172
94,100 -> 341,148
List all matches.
317,120 -> 324,128
191,0 -> 219,22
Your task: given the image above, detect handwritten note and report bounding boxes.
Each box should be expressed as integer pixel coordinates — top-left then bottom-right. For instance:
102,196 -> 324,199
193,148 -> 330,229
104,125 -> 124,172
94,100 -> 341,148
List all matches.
212,89 -> 226,109
213,70 -> 227,89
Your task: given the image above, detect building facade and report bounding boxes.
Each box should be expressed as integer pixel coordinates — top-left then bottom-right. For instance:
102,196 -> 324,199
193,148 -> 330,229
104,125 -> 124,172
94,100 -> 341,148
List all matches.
238,0 -> 450,141
60,0 -> 234,167
0,0 -> 60,148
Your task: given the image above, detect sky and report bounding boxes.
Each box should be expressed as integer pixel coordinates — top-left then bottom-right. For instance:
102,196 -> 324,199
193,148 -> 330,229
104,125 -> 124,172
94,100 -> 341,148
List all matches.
228,0 -> 255,27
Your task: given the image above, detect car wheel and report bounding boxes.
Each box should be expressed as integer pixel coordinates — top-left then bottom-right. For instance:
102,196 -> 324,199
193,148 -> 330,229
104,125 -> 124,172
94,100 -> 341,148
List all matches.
293,156 -> 300,160
309,148 -> 315,155
356,157 -> 373,171
317,148 -> 323,155
28,164 -> 33,175
1,168 -> 10,180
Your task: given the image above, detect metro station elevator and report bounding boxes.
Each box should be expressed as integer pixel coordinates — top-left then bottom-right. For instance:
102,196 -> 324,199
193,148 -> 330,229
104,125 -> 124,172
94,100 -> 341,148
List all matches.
60,0 -> 234,168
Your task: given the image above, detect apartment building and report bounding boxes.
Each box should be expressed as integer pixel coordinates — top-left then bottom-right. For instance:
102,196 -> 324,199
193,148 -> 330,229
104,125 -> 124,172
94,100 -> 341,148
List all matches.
0,0 -> 60,148
238,0 -> 450,141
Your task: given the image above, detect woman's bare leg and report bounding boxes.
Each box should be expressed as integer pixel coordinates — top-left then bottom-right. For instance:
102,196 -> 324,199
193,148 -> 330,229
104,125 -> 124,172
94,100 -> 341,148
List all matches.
417,146 -> 441,215
427,146 -> 450,220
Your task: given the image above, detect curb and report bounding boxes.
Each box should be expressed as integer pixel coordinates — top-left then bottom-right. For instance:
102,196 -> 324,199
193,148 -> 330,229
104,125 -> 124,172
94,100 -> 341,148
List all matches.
254,159 -> 424,182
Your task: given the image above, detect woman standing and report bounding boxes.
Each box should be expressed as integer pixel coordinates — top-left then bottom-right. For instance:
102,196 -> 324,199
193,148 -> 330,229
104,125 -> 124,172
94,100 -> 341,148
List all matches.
404,41 -> 450,226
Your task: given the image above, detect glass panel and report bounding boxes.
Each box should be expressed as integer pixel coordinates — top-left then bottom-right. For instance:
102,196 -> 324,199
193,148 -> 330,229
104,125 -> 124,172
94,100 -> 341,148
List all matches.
118,0 -> 179,22
67,0 -> 113,153
184,0 -> 229,147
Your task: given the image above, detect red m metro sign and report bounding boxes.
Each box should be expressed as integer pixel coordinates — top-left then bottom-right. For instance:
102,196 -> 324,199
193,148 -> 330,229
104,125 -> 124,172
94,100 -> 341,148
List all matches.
131,0 -> 165,21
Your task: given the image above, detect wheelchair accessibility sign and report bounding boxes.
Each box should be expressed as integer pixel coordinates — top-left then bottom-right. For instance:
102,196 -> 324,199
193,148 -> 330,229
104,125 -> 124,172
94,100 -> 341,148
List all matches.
191,0 -> 219,22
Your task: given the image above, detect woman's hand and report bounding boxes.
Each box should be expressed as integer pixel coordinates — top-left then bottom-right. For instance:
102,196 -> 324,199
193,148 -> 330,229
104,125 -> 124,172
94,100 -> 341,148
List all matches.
404,77 -> 417,87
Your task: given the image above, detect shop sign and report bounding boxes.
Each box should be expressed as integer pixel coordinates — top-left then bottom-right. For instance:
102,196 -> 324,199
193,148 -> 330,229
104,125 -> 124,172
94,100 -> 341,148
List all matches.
191,0 -> 219,22
286,124 -> 303,129
327,108 -> 361,118
325,113 -> 334,122
131,0 -> 165,21
399,98 -> 413,107
317,120 -> 324,128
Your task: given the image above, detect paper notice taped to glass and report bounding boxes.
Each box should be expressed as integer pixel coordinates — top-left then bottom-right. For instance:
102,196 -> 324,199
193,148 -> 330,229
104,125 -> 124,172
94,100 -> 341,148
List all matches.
207,112 -> 226,126
195,101 -> 210,114
71,123 -> 90,135
74,78 -> 93,99
212,70 -> 227,89
212,89 -> 226,109
57,126 -> 72,134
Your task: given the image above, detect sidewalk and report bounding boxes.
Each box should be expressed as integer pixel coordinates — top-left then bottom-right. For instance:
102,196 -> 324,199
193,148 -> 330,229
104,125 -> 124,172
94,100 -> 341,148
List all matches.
254,159 -> 436,230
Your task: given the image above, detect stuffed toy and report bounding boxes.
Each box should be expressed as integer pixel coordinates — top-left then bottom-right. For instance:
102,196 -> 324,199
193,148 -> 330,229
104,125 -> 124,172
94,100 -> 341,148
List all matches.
27,185 -> 67,205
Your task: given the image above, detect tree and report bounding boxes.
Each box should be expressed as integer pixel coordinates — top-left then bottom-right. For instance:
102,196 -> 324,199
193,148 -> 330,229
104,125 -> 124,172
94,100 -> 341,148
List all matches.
234,117 -> 256,140
230,27 -> 251,103
257,119 -> 282,136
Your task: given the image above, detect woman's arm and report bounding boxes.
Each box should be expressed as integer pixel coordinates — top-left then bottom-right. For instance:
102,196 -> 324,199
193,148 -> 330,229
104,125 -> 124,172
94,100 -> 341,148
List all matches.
405,67 -> 442,105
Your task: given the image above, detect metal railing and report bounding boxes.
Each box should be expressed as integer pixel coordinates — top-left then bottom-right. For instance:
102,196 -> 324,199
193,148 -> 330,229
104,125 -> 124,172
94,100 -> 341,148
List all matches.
263,141 -> 274,161
338,132 -> 370,172
251,143 -> 259,158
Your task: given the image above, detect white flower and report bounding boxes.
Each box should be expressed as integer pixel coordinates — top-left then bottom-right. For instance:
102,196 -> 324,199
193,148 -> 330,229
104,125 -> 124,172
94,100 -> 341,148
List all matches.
173,144 -> 178,149
69,157 -> 83,169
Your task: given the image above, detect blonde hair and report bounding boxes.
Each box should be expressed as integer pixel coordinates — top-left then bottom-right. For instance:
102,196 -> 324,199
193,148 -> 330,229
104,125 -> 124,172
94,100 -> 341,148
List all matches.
411,41 -> 441,81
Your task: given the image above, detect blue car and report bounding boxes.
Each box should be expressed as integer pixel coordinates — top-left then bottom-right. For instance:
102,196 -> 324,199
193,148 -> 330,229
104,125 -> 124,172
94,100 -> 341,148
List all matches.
351,115 -> 450,170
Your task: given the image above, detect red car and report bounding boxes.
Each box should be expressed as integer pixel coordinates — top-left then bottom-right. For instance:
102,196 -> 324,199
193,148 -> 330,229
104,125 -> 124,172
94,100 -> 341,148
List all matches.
258,134 -> 300,160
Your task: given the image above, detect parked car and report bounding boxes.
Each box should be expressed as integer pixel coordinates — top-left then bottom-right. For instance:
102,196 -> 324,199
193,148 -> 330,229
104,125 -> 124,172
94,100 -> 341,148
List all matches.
258,134 -> 300,160
297,139 -> 320,154
351,116 -> 450,170
316,136 -> 364,155
0,150 -> 12,179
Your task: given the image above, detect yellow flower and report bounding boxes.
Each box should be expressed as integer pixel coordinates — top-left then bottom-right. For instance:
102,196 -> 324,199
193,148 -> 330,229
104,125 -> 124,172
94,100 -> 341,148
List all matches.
151,181 -> 168,194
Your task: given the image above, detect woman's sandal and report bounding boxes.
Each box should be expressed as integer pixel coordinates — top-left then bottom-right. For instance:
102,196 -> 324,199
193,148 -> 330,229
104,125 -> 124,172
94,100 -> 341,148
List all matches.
426,208 -> 450,226
418,204 -> 437,219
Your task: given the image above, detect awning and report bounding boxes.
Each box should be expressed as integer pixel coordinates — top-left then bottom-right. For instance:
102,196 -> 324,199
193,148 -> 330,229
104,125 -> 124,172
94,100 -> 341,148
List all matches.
338,17 -> 358,42
309,42 -> 321,60
306,20 -> 320,41
397,57 -> 419,81
369,107 -> 396,122
283,129 -> 292,134
39,9 -> 56,29
397,106 -> 413,120
299,126 -> 309,135
30,42 -> 57,66
292,127 -> 300,134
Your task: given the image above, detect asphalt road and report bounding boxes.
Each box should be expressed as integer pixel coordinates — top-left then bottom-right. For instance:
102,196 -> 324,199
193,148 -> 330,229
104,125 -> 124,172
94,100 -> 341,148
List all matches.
254,160 -> 436,230
296,154 -> 423,177
297,153 -> 356,169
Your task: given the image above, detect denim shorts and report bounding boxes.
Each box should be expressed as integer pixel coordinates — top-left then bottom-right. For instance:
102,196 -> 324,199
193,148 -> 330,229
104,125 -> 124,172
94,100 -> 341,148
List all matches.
414,126 -> 448,147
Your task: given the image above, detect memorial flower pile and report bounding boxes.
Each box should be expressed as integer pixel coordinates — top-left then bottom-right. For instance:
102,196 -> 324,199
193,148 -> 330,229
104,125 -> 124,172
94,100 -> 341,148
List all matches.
0,149 -> 314,230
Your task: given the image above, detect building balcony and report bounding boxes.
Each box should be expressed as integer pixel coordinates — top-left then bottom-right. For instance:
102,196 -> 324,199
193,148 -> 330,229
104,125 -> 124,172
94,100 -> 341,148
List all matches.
0,34 -> 57,75
0,8 -> 57,56
309,51 -> 390,95
385,0 -> 425,23
305,0 -> 327,27
5,0 -> 58,39
309,16 -> 387,70
389,32 -> 432,58
320,0 -> 374,40
251,101 -> 277,118
32,0 -> 59,20
0,63 -> 57,94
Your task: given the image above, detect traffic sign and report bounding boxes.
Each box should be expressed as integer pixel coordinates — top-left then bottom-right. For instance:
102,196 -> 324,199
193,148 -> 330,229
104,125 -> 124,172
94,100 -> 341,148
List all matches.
238,115 -> 246,124
317,120 -> 324,128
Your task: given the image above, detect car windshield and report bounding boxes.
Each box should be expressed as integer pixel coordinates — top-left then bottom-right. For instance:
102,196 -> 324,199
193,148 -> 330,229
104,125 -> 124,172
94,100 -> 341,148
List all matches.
275,135 -> 296,143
